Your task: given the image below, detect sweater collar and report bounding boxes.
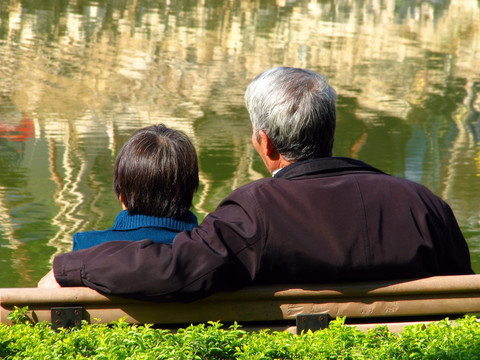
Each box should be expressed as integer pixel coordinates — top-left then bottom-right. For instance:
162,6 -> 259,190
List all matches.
113,210 -> 198,231
274,157 -> 385,179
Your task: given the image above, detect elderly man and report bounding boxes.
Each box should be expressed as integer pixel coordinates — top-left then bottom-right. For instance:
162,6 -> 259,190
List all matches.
39,67 -> 473,300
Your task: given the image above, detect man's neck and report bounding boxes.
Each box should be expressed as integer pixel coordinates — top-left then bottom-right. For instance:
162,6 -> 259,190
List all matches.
272,168 -> 282,176
268,157 -> 293,175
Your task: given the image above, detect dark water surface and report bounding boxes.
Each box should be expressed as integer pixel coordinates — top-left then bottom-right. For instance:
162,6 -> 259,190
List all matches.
0,0 -> 479,287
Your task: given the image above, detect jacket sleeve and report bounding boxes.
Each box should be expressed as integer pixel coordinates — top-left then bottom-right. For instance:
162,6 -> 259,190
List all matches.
53,188 -> 266,302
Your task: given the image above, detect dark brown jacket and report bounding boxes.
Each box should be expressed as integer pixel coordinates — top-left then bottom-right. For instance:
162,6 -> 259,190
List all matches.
53,157 -> 473,301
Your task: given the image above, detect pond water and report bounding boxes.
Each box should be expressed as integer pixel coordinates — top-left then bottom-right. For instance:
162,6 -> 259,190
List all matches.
0,0 -> 479,287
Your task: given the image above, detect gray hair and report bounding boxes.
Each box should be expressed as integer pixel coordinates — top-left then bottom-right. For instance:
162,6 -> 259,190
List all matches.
245,67 -> 337,161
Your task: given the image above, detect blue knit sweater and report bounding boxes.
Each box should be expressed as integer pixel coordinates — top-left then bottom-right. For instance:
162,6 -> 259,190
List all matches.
73,210 -> 198,251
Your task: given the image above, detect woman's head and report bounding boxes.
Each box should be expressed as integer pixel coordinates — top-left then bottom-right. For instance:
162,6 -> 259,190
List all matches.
114,124 -> 199,219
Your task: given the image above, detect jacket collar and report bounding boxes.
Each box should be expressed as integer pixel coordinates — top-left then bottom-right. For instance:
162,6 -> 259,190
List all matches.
274,157 -> 386,179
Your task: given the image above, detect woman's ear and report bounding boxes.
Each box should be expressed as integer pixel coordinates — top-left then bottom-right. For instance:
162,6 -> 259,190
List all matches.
119,194 -> 128,210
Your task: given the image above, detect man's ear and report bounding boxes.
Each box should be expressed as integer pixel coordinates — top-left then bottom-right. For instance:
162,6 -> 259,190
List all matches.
258,130 -> 277,158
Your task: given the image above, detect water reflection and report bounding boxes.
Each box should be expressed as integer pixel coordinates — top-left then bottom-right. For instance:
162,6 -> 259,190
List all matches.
0,0 -> 479,286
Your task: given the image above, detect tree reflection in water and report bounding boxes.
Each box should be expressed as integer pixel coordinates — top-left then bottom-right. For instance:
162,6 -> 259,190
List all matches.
0,0 -> 479,286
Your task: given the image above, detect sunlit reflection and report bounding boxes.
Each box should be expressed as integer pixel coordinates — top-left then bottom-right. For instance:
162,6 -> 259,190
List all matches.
0,0 -> 479,286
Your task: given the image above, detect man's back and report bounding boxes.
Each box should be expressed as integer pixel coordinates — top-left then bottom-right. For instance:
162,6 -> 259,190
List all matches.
231,157 -> 472,284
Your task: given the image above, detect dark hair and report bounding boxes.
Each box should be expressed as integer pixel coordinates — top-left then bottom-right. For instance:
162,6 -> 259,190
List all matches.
113,124 -> 199,219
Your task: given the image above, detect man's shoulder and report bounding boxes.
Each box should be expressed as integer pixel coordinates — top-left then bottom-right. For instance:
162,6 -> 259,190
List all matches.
229,176 -> 281,194
225,167 -> 443,207
375,172 -> 437,194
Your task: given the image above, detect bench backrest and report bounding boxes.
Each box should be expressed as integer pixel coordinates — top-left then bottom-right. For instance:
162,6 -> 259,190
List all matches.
1,275 -> 479,333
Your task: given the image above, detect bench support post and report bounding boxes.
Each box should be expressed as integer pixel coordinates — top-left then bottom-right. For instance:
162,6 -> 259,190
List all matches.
296,313 -> 331,334
51,306 -> 83,330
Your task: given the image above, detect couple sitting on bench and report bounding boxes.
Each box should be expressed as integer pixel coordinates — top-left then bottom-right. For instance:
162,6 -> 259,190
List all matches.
39,67 -> 473,302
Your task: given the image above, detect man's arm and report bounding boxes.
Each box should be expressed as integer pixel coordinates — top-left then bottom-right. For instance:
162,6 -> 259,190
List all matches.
47,191 -> 265,301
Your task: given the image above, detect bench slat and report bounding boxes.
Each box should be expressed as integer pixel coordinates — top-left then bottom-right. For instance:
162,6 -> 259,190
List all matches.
1,275 -> 479,330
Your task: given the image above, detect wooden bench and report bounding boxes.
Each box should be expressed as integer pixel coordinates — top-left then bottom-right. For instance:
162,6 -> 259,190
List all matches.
1,275 -> 480,333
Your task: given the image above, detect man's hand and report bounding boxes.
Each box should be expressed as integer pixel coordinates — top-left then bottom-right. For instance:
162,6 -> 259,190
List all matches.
37,269 -> 61,288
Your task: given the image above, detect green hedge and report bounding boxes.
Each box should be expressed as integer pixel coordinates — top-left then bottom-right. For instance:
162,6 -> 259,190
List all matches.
1,307 -> 480,359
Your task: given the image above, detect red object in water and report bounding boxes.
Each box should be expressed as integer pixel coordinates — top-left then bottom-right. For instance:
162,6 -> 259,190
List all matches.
0,113 -> 35,141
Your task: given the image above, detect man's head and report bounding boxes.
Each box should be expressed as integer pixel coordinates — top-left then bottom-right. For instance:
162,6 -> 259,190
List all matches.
114,124 -> 199,219
245,67 -> 337,162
